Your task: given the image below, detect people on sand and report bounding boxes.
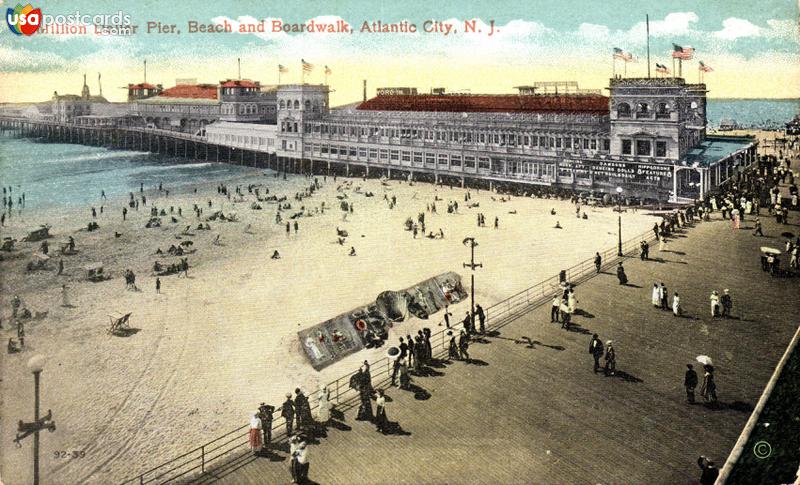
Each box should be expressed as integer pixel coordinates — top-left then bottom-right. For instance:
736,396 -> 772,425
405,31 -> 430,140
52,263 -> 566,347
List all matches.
271,250 -> 281,259
349,246 -> 357,256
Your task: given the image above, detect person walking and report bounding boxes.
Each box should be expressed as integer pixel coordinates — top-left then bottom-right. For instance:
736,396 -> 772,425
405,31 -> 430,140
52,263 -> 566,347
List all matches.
684,364 -> 698,404
700,365 -> 718,407
317,385 -> 330,425
294,388 -> 311,432
476,304 -> 486,334
257,403 -> 274,449
156,277 -> 161,294
710,291 -> 721,317
616,262 -> 628,285
57,258 -> 64,276
458,330 -> 470,362
551,294 -> 561,323
672,292 -> 681,317
589,334 -> 604,374
447,331 -> 459,361
697,456 -> 719,485
61,284 -> 70,308
594,252 -> 602,273
248,412 -> 263,456
658,234 -> 666,252
604,341 -> 616,376
660,283 -> 669,310
375,389 -> 389,434
753,217 -> 764,236
720,289 -> 733,318
281,393 -> 295,437
651,283 -> 660,307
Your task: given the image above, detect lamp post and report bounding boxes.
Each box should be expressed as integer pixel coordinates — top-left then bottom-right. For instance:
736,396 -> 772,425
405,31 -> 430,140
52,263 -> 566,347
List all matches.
462,237 -> 482,331
616,187 -> 623,257
15,354 -> 55,485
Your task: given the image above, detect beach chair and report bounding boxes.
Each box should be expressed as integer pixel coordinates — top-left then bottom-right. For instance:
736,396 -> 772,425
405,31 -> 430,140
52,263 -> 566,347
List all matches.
1,238 -> 15,251
107,312 -> 132,335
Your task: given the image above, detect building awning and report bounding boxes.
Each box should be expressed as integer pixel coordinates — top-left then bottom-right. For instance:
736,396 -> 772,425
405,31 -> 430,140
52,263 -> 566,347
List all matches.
684,136 -> 755,167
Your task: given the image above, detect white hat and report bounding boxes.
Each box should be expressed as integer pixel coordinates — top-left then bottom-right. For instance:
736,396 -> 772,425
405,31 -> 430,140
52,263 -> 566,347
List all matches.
606,340 -> 613,345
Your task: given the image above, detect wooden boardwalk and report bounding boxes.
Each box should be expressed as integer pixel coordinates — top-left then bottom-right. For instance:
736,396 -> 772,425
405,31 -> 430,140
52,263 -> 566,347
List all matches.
195,210 -> 800,485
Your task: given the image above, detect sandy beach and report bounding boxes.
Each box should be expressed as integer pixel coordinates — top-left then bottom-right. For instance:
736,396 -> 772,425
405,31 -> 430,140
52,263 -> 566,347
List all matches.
0,166 -> 661,484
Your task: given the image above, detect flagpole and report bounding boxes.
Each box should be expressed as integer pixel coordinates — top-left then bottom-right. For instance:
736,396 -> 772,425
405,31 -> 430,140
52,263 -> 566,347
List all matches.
624,60 -> 627,78
679,58 -> 682,78
612,56 -> 616,78
238,58 -> 241,80
301,61 -> 304,85
646,14 -> 651,79
672,57 -> 675,79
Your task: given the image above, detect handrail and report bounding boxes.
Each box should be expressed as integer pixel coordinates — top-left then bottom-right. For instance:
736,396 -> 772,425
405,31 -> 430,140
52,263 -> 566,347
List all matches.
120,218 -> 678,484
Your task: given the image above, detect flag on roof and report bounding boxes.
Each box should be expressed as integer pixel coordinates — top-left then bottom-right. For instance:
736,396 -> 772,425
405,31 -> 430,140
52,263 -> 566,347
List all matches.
672,44 -> 694,60
655,63 -> 670,74
301,59 -> 314,72
278,64 -> 288,73
613,47 -> 634,62
699,61 -> 713,72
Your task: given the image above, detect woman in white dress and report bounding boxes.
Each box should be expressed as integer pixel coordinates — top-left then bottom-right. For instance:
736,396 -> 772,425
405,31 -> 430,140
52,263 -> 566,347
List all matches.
651,284 -> 660,307
672,292 -> 681,316
317,385 -> 330,424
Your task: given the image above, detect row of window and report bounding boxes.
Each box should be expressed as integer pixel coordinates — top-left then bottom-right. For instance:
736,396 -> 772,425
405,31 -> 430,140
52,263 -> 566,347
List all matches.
209,133 -> 275,146
278,98 -> 324,111
135,104 -> 221,114
221,104 -> 275,115
620,139 -> 668,157
305,123 -> 610,151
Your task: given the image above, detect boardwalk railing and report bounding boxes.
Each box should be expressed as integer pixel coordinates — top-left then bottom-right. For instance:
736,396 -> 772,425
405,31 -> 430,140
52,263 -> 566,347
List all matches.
122,219 -> 677,484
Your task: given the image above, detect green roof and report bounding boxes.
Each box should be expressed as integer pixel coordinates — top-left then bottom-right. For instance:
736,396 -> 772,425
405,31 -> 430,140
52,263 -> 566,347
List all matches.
684,135 -> 755,167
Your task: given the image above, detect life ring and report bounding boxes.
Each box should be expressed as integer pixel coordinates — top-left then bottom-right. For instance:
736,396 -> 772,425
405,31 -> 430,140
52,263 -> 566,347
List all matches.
355,319 -> 367,331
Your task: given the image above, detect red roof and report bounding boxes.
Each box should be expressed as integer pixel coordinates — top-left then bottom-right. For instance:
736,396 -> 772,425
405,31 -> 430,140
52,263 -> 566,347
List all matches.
220,79 -> 259,88
129,83 -> 157,90
158,84 -> 218,100
357,94 -> 610,114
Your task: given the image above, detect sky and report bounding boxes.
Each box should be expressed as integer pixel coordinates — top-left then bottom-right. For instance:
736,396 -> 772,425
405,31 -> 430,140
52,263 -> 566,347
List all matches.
0,0 -> 799,104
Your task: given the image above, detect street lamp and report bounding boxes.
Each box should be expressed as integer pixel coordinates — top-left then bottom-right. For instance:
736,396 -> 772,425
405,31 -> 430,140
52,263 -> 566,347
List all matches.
616,187 -> 623,256
462,237 -> 482,333
15,354 -> 56,485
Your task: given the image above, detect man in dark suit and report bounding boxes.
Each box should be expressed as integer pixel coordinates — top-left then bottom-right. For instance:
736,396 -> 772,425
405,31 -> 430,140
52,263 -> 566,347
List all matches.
697,456 -> 719,485
281,394 -> 295,437
391,337 -> 407,386
258,403 -> 274,449
684,364 -> 698,404
589,334 -> 604,373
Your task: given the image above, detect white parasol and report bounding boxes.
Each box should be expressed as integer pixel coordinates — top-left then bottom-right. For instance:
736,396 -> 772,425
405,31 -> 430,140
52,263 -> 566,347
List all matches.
696,355 -> 713,366
760,247 -> 781,255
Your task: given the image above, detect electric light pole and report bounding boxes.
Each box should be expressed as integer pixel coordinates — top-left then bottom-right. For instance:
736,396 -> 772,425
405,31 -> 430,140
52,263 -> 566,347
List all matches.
15,355 -> 56,485
616,186 -> 623,257
462,237 -> 482,330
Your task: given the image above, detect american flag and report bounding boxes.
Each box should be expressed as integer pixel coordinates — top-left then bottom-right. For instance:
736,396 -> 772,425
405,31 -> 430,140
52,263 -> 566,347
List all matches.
324,65 -> 332,75
278,64 -> 288,73
699,61 -> 713,72
671,44 -> 694,60
613,47 -> 634,62
655,63 -> 670,74
301,59 -> 314,73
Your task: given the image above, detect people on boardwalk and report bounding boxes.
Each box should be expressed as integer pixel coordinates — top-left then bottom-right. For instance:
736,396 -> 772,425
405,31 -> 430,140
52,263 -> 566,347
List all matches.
475,304 -> 486,334
257,403 -> 274,450
710,291 -> 721,317
551,294 -> 561,323
282,393 -> 295,436
375,389 -> 389,434
697,456 -> 719,485
294,388 -> 313,432
604,341 -> 616,376
594,252 -> 602,273
684,364 -> 698,404
651,284 -> 660,307
672,292 -> 681,317
317,385 -> 330,425
248,412 -> 263,456
616,262 -> 628,285
589,334 -> 604,373
720,289 -> 733,318
290,436 -> 310,484
458,330 -> 470,362
700,365 -> 718,407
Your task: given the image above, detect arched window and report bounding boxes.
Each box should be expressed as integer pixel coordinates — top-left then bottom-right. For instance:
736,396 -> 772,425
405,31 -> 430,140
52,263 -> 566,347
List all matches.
656,102 -> 670,119
637,102 -> 649,113
293,122 -> 298,132
279,100 -> 285,109
304,100 -> 311,110
293,100 -> 300,109
617,103 -> 631,118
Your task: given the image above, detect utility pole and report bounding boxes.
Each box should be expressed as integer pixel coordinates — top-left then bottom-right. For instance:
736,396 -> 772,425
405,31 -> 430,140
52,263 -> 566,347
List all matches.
15,355 -> 56,485
462,238 -> 482,330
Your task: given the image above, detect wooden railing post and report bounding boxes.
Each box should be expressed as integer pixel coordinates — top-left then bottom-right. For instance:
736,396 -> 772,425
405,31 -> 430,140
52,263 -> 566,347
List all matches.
201,445 -> 205,473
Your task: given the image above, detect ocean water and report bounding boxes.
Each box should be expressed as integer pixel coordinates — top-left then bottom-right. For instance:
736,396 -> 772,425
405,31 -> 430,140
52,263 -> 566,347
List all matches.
0,134 -> 261,210
707,99 -> 800,129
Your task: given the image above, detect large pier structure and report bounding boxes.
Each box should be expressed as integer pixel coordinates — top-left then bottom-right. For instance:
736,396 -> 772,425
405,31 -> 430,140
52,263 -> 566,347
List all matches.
0,76 -> 758,203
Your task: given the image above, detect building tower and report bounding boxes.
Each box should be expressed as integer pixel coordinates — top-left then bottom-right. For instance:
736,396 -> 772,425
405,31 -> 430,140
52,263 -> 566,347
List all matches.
81,73 -> 90,100
608,77 -> 707,163
275,84 -> 330,159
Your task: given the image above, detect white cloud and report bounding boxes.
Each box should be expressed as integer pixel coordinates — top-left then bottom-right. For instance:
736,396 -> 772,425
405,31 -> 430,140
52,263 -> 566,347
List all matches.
629,12 -> 699,38
0,45 -> 68,72
714,18 -> 761,40
578,23 -> 609,39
